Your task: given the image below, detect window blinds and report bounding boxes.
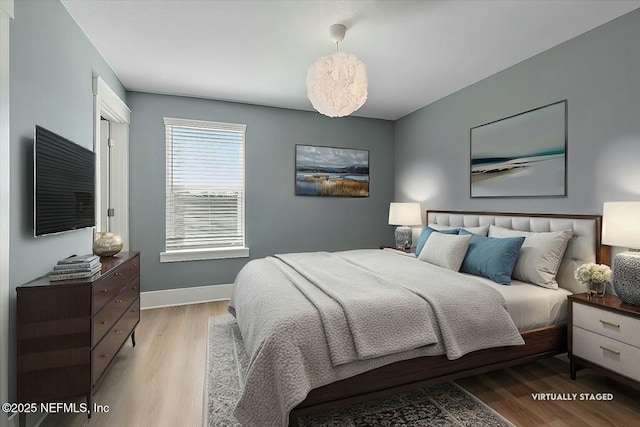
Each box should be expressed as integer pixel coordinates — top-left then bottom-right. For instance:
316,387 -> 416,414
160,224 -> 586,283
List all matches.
164,118 -> 246,252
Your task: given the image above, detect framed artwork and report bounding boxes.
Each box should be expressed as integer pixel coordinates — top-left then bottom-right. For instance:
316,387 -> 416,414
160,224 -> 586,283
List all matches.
295,145 -> 369,197
470,100 -> 567,198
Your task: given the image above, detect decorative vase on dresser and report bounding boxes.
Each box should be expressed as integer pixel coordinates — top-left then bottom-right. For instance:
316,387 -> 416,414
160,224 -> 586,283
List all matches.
93,231 -> 124,256
568,293 -> 640,390
16,252 -> 140,427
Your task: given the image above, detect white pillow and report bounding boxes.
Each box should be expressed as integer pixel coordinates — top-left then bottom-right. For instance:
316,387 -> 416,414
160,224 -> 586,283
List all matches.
460,224 -> 490,236
488,225 -> 573,289
428,223 -> 490,236
419,232 -> 471,271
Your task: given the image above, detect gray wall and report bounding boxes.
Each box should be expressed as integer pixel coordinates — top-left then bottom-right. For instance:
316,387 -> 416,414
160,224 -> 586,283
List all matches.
128,92 -> 395,291
394,8 -> 640,217
9,0 -> 126,402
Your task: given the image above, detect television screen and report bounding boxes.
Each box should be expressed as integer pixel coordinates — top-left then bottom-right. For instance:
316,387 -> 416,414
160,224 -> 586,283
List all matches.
34,125 -> 96,236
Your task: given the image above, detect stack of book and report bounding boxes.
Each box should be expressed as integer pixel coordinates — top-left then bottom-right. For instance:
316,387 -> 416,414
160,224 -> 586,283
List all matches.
50,254 -> 102,282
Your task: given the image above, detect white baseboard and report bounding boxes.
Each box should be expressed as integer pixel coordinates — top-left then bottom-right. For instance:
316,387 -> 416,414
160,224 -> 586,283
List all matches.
140,284 -> 233,310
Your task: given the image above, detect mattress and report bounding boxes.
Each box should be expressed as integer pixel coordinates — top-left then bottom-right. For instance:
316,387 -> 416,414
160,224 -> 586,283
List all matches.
462,272 -> 572,331
368,249 -> 570,331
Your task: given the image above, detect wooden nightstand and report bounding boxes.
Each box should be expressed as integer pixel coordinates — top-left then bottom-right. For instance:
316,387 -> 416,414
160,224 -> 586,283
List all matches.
568,293 -> 640,390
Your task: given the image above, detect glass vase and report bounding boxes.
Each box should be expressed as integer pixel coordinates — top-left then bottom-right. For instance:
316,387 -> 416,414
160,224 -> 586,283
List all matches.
587,281 -> 606,298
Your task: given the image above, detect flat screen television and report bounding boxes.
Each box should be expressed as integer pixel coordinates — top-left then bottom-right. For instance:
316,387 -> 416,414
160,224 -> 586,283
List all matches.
34,125 -> 96,236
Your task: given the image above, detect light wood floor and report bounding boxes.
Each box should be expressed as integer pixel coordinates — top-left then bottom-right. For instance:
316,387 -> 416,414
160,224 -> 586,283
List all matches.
40,301 -> 229,427
40,300 -> 640,427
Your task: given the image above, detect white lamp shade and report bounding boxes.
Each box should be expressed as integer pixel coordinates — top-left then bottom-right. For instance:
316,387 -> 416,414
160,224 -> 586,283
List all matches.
602,201 -> 640,249
388,203 -> 422,226
306,51 -> 368,118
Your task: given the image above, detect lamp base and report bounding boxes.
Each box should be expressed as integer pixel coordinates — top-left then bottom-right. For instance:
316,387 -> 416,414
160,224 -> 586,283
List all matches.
394,226 -> 412,250
613,251 -> 640,306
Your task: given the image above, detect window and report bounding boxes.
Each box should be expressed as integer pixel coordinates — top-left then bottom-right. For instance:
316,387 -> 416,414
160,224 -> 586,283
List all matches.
161,118 -> 248,262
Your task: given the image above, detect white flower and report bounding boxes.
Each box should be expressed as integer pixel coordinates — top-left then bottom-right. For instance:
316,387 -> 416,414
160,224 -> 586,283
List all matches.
574,262 -> 612,284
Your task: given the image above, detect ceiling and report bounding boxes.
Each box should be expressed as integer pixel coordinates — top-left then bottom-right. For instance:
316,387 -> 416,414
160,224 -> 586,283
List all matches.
62,0 -> 640,121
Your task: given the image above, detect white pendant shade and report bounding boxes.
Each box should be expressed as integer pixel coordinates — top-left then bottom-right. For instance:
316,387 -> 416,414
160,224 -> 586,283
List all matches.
306,51 -> 368,118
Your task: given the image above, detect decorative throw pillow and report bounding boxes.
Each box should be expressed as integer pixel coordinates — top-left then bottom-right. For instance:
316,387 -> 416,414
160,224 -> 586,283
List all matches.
458,229 -> 525,285
428,223 -> 490,236
415,226 -> 459,257
418,232 -> 471,271
459,224 -> 490,236
488,225 -> 573,289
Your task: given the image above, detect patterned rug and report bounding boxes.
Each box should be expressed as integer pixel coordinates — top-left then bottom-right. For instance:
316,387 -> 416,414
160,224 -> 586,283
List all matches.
204,315 -> 514,427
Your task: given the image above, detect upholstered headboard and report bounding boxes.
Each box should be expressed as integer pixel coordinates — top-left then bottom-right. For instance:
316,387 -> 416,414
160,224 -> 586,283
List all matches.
426,210 -> 608,294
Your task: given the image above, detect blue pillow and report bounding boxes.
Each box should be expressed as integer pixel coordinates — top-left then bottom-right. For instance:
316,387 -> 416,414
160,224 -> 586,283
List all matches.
459,229 -> 525,285
415,226 -> 459,256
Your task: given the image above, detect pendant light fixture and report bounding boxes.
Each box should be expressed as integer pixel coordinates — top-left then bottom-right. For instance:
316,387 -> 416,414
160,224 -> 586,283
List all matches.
306,24 -> 368,118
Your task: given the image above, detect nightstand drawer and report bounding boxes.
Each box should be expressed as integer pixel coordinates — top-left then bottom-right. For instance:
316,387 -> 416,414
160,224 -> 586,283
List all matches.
573,302 -> 640,348
573,326 -> 640,382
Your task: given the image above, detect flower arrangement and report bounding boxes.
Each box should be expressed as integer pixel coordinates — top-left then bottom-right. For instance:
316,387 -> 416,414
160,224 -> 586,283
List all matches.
575,262 -> 612,296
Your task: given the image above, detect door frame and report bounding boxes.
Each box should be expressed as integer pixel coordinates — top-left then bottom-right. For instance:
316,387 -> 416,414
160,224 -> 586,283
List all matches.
1,1 -> 14,426
93,76 -> 131,249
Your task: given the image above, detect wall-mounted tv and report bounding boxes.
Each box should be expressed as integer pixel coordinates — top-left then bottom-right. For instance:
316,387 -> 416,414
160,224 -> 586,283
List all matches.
34,125 -> 96,237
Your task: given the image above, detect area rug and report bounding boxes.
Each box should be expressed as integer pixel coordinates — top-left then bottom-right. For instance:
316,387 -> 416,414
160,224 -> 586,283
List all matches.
204,315 -> 514,427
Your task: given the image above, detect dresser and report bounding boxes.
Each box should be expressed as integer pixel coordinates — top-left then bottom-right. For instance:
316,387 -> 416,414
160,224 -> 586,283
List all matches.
16,252 -> 140,424
568,293 -> 640,390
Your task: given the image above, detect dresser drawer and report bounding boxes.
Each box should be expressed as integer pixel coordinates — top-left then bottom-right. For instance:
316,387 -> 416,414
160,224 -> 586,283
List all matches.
92,256 -> 140,314
573,302 -> 640,348
91,298 -> 139,385
573,326 -> 640,382
92,278 -> 140,347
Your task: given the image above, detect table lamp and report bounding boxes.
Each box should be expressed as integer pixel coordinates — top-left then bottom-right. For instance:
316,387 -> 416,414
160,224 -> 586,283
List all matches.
388,203 -> 422,249
602,201 -> 640,306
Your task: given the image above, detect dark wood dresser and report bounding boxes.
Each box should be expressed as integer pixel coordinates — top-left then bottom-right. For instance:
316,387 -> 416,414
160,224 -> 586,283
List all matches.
16,251 -> 140,423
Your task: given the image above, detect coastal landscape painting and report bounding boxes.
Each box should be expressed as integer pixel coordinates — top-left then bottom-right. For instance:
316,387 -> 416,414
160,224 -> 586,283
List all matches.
295,145 -> 369,197
470,100 -> 567,197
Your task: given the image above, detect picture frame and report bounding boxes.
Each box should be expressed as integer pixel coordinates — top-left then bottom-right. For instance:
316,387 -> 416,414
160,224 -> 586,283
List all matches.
470,100 -> 567,198
295,145 -> 369,197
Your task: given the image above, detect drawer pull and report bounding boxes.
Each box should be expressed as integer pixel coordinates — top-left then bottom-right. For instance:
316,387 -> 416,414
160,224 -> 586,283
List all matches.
599,345 -> 620,355
116,299 -> 123,303
101,321 -> 108,325
115,329 -> 122,334
115,272 -> 122,276
599,319 -> 620,328
130,308 -> 137,313
101,354 -> 109,358
101,289 -> 109,293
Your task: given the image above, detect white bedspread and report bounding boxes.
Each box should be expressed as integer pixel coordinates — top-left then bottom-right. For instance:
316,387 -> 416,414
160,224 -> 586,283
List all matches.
228,249 -> 525,426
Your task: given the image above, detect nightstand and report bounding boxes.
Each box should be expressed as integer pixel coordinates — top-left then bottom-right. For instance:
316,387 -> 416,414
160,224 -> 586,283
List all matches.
568,293 -> 640,390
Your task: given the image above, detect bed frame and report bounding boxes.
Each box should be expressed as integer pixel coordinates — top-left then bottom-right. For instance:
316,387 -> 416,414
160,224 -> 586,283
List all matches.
289,210 -> 607,426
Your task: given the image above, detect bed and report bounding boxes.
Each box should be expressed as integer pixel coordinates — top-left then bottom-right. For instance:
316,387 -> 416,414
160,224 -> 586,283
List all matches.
228,210 -> 607,426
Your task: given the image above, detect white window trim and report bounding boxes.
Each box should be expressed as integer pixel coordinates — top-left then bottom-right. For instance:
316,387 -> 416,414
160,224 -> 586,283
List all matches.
163,117 -> 248,260
160,247 -> 249,263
